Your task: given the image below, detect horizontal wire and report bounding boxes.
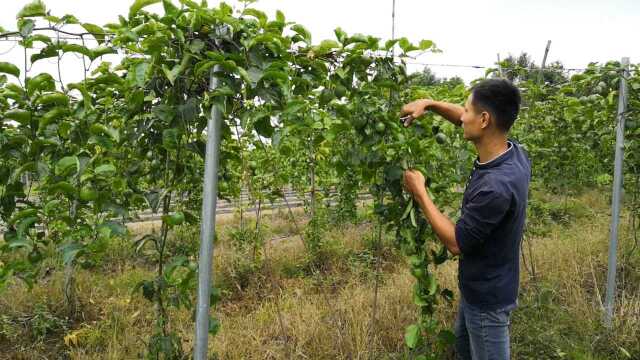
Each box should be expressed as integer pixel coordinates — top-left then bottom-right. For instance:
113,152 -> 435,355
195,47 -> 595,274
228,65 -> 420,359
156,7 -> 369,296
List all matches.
0,27 -> 114,39
0,26 -> 630,74
0,36 -> 106,42
0,31 -> 631,79
405,61 -> 588,72
405,61 -> 489,69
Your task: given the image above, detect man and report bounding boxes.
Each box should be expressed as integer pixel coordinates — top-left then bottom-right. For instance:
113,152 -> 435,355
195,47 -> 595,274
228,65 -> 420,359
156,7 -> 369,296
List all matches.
400,78 -> 531,360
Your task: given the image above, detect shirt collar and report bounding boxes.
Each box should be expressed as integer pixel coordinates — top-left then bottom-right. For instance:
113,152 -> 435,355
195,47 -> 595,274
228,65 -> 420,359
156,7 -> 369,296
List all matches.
475,141 -> 514,169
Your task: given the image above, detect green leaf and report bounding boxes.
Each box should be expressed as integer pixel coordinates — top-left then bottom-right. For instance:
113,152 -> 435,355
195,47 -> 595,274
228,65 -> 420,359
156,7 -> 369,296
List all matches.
283,100 -> 306,115
44,200 -> 61,215
129,61 -> 150,87
236,67 -> 254,87
418,39 -> 434,50
18,19 -> 35,37
17,0 -> 47,18
31,44 -> 59,64
204,287 -> 221,308
162,212 -> 185,226
129,0 -> 161,18
90,46 -> 117,60
314,40 -> 340,56
384,39 -> 399,51
134,280 -> 156,301
55,156 -> 80,176
405,324 -> 421,349
89,123 -> 119,142
162,54 -> 192,85
243,8 -> 267,25
345,33 -> 368,45
437,329 -> 456,346
334,27 -> 347,44
189,39 -> 205,53
61,43 -> 93,59
413,288 -> 429,306
398,37 -> 418,53
9,162 -> 36,183
384,165 -> 404,182
36,92 -> 69,107
0,62 -> 20,79
163,0 -> 179,16
27,73 -> 55,95
7,238 -> 31,251
253,115 -> 274,138
82,23 -> 106,44
61,243 -> 83,265
49,181 -> 76,197
427,273 -> 437,296
94,164 -> 116,176
291,24 -> 311,44
401,201 -> 413,220
97,224 -> 113,241
9,208 -> 38,226
31,34 -> 52,45
152,104 -> 175,123
17,214 -> 38,230
162,128 -> 179,150
209,317 -> 221,335
3,109 -> 31,124
178,0 -> 200,9
21,34 -> 52,48
51,14 -> 79,24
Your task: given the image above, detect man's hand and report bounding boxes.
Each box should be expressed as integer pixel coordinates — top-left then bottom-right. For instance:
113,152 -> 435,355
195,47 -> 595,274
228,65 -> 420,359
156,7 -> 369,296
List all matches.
403,169 -> 428,199
402,169 -> 461,255
401,99 -> 464,127
400,99 -> 432,127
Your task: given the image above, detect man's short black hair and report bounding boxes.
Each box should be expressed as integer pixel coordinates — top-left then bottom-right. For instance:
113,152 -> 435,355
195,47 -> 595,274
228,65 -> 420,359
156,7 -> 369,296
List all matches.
470,79 -> 521,132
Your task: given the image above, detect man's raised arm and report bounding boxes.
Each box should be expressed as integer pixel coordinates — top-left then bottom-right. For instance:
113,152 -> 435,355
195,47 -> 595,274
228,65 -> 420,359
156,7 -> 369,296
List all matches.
400,99 -> 464,127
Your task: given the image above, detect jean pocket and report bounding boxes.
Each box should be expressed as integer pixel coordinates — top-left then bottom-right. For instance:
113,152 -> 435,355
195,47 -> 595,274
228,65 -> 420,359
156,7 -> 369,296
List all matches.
483,308 -> 512,327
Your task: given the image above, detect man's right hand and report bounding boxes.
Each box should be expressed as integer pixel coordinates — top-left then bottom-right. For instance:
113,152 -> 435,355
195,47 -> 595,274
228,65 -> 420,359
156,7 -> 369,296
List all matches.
400,99 -> 432,127
401,99 -> 464,127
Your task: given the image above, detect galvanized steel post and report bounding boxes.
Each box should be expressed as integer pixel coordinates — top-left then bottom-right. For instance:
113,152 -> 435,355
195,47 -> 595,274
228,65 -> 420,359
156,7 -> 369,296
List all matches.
604,57 -> 629,327
194,65 -> 223,359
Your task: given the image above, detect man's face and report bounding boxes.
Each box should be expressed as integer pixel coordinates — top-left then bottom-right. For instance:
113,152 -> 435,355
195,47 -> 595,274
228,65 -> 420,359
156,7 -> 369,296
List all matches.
460,93 -> 487,141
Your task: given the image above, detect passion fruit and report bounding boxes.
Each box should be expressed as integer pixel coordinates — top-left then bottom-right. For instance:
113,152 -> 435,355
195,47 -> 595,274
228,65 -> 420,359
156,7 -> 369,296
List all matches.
435,133 -> 448,145
334,84 -> 347,98
351,116 -> 367,129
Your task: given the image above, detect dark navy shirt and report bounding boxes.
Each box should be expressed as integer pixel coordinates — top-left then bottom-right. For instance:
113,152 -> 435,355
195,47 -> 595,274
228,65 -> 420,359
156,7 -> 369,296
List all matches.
455,140 -> 531,310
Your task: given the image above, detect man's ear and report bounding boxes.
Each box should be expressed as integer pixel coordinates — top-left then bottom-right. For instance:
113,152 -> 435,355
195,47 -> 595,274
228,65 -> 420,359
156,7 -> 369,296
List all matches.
480,111 -> 491,129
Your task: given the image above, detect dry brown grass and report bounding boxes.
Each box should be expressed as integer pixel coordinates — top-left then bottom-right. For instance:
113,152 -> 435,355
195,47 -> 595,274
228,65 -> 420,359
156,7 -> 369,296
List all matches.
0,190 -> 638,359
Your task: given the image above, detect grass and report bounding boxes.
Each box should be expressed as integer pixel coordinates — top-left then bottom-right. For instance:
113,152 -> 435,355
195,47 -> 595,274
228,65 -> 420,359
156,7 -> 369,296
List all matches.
0,190 -> 638,359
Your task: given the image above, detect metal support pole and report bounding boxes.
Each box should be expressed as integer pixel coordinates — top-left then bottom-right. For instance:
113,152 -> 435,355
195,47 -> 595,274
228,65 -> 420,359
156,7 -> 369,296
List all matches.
604,57 -> 629,328
194,65 -> 223,359
497,53 -> 503,77
391,0 -> 396,41
538,40 -> 551,84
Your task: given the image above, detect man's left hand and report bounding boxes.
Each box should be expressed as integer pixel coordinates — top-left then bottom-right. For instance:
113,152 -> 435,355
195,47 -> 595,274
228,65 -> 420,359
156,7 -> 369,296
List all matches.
403,169 -> 428,199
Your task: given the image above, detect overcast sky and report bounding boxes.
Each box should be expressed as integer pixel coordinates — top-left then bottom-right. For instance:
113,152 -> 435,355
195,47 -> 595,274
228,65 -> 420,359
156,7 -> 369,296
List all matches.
0,0 -> 638,84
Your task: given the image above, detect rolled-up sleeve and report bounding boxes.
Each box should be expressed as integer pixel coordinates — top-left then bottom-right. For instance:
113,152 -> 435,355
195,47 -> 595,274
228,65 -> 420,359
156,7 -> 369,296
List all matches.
455,189 -> 510,254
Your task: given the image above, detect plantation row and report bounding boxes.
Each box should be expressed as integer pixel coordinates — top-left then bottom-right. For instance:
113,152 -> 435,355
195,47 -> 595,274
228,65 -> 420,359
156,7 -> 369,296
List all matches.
0,0 -> 639,358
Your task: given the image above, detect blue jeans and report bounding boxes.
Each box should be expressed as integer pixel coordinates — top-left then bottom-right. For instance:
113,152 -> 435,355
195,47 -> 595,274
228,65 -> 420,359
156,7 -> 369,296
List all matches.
454,297 -> 516,360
